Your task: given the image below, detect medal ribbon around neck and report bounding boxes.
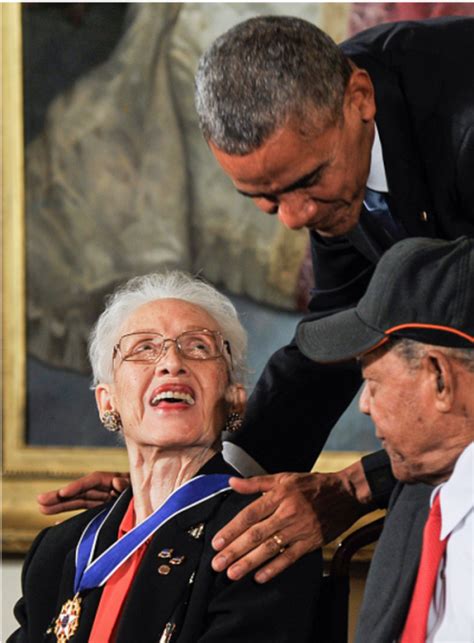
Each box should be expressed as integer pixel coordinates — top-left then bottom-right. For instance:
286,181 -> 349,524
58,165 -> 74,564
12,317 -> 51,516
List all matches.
74,473 -> 231,593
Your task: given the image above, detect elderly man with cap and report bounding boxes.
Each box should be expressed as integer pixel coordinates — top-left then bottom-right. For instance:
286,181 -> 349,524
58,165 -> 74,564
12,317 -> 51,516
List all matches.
297,236 -> 474,642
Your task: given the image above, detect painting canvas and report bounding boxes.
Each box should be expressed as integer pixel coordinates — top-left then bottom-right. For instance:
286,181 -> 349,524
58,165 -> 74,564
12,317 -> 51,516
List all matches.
5,2 -> 471,551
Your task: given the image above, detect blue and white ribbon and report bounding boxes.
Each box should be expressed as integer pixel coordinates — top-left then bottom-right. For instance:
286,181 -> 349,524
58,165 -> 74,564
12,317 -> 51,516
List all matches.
74,474 -> 231,593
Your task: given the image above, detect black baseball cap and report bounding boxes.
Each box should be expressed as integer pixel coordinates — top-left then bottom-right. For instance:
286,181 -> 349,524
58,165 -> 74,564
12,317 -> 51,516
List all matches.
297,237 -> 474,363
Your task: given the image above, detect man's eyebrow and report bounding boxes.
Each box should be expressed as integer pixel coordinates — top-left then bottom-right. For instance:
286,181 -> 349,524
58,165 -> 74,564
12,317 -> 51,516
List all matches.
236,164 -> 326,200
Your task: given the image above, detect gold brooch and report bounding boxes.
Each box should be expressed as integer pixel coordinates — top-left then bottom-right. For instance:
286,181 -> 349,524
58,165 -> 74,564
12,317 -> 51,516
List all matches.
187,522 -> 205,540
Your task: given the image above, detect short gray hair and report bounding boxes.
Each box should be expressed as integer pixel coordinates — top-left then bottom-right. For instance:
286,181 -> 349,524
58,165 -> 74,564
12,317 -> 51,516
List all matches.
391,338 -> 474,373
195,15 -> 352,155
89,271 -> 247,386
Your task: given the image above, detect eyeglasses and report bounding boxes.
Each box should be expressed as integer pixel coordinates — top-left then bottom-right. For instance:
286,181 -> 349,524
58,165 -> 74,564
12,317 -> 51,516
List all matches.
113,329 -> 232,366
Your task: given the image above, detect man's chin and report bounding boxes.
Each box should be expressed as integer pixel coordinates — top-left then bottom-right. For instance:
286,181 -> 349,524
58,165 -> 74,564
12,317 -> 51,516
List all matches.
315,217 -> 360,238
390,459 -> 424,485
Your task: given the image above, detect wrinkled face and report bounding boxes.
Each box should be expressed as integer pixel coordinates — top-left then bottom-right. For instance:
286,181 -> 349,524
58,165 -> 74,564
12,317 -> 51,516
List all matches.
359,349 -> 446,484
210,72 -> 375,237
102,299 -> 231,451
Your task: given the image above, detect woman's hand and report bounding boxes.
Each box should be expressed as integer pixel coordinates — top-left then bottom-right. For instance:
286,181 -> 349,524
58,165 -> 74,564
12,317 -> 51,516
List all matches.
37,471 -> 131,515
211,461 -> 374,583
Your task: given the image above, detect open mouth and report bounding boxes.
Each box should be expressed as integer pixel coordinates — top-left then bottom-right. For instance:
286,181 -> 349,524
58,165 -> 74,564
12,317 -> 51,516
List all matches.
150,385 -> 195,408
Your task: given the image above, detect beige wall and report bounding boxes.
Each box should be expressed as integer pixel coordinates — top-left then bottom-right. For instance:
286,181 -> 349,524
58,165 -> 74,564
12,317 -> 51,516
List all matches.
2,558 -> 23,640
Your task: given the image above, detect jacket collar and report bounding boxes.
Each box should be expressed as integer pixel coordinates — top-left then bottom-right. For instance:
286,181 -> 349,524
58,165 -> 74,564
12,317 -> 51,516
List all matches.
53,453 -> 235,642
365,59 -> 436,238
116,452 -> 236,642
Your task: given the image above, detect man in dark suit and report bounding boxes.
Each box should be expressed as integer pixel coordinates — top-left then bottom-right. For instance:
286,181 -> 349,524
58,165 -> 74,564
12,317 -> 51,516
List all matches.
297,236 -> 474,642
191,14 -> 474,586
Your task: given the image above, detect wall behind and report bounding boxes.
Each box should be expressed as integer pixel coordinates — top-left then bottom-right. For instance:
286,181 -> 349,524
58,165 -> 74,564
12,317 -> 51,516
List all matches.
2,558 -> 23,640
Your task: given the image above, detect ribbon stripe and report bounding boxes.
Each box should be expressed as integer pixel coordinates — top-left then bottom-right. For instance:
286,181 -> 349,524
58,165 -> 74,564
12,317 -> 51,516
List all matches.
74,474 -> 231,593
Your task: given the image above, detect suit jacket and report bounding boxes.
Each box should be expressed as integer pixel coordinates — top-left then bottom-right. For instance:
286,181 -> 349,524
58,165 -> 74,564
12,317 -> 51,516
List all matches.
231,16 -> 474,477
9,455 -> 322,643
229,19 -> 474,638
354,483 -> 433,643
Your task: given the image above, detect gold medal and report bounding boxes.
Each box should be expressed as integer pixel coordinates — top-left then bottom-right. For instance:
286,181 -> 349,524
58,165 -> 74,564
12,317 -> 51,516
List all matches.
53,593 -> 82,642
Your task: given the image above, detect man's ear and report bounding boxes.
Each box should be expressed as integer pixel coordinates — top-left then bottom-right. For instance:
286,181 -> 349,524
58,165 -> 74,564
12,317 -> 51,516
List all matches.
224,383 -> 247,415
345,68 -> 376,122
95,384 -> 117,417
424,350 -> 454,413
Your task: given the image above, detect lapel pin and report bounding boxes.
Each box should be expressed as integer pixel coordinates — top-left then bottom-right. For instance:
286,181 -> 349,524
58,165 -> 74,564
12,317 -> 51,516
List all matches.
158,564 -> 171,575
170,555 -> 186,566
159,622 -> 176,643
187,522 -> 205,540
158,548 -> 174,559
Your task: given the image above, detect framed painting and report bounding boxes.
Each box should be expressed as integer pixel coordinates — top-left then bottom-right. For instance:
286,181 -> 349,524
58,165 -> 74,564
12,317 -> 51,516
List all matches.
2,3 -> 130,553
2,2 -> 372,555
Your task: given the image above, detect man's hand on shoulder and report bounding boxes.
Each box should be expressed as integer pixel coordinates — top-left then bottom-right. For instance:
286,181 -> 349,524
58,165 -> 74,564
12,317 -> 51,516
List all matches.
211,459 -> 374,583
37,471 -> 131,515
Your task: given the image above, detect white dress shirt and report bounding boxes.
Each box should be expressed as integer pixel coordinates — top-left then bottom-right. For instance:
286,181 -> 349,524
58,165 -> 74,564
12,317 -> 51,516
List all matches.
366,124 -> 389,193
426,441 -> 474,643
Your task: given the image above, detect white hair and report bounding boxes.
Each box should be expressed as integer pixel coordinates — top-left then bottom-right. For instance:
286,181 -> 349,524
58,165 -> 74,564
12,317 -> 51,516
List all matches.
89,271 -> 247,386
392,338 -> 474,373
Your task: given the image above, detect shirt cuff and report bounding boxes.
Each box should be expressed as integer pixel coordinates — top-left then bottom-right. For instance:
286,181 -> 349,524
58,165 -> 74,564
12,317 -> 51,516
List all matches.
361,450 -> 396,508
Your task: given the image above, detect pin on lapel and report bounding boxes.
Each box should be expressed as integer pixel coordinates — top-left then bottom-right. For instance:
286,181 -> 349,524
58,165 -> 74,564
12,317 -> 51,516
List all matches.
159,621 -> 176,643
157,549 -> 186,574
187,522 -> 205,540
158,547 -> 174,559
170,556 -> 186,566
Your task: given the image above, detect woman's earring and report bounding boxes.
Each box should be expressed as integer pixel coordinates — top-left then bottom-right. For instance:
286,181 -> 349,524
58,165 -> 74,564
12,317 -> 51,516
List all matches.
101,410 -> 123,432
224,411 -> 243,433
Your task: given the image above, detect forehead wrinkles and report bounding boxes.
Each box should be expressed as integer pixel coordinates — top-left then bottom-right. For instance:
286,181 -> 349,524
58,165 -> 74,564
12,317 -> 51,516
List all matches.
120,299 -> 221,336
221,116 -> 337,192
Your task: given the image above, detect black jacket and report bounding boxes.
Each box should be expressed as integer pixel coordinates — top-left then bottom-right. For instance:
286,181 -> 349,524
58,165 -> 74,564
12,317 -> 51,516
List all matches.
9,455 -> 322,642
232,17 -> 474,481
231,18 -> 474,642
354,482 -> 433,643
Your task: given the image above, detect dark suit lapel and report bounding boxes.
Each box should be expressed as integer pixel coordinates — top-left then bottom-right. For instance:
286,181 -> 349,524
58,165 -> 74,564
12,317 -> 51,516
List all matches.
356,482 -> 432,643
370,63 -> 437,239
44,497 -> 131,643
346,67 -> 434,265
116,454 -> 235,643
346,208 -> 387,263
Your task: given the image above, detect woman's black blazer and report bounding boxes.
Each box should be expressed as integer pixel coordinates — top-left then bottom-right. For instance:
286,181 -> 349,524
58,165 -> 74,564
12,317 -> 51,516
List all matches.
9,454 -> 322,643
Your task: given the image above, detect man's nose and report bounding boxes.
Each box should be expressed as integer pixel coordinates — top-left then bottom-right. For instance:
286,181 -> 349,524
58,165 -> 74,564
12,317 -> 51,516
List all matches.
155,341 -> 188,376
277,193 -> 318,230
359,383 -> 370,415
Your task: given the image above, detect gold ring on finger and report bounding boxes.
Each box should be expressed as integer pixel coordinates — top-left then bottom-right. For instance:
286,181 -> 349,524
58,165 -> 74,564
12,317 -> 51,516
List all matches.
272,533 -> 286,554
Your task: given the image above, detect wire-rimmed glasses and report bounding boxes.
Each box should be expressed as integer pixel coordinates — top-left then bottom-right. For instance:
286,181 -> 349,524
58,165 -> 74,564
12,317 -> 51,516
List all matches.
113,329 -> 232,367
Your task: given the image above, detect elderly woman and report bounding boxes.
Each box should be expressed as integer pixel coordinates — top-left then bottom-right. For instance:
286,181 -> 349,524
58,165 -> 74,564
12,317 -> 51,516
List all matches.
10,272 -> 321,643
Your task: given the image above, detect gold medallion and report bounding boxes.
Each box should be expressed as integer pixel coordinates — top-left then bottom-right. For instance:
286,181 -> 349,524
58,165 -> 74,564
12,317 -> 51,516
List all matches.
53,593 -> 82,642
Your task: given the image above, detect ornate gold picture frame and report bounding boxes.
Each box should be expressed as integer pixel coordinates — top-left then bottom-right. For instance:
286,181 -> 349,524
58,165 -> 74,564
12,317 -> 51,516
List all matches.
2,3 -> 366,554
